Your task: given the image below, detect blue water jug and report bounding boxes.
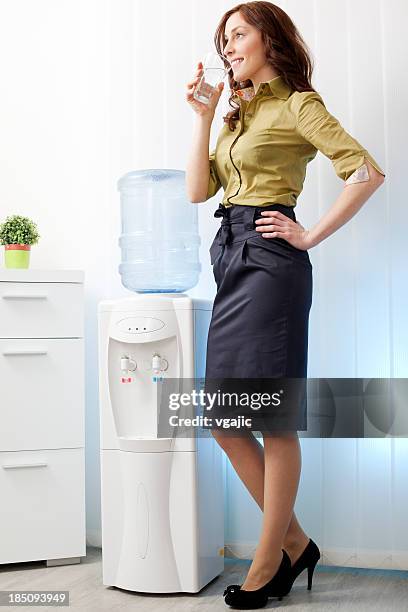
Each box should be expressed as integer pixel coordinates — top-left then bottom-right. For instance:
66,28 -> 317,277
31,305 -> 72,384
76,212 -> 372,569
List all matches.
117,169 -> 201,293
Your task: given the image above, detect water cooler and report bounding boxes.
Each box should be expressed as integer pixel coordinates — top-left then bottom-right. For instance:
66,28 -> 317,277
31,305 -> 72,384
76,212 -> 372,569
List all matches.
98,170 -> 224,593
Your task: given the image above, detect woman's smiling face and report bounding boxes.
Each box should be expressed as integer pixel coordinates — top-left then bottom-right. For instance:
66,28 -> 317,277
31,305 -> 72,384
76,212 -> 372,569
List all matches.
223,12 -> 266,82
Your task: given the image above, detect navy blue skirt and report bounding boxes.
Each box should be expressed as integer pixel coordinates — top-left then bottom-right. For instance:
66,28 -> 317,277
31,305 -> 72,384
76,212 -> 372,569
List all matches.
203,203 -> 313,433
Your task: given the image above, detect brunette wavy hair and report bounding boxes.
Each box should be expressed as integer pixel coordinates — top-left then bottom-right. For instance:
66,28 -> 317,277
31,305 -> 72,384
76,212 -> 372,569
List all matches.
214,1 -> 316,130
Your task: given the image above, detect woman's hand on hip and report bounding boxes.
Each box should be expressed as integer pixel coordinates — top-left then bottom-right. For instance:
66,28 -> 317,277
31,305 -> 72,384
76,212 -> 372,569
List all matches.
255,211 -> 312,251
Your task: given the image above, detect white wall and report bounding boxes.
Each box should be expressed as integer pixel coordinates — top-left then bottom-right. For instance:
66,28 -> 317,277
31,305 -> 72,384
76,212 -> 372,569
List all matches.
0,0 -> 406,568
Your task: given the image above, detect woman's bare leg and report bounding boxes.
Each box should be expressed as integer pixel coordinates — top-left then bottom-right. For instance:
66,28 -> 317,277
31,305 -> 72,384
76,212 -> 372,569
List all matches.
212,430 -> 310,573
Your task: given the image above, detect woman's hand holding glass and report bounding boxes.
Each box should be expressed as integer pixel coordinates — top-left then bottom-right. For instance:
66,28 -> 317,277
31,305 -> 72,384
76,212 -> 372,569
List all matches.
186,61 -> 225,121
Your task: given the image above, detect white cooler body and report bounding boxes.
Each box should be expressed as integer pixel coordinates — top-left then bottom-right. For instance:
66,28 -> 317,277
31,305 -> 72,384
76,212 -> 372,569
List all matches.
98,294 -> 224,593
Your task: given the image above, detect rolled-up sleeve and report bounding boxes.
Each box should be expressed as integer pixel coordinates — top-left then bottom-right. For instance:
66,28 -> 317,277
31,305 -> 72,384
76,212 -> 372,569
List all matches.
294,91 -> 385,181
205,148 -> 222,200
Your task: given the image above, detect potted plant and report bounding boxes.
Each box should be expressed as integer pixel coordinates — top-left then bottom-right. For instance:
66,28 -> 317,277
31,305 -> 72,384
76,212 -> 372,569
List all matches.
0,215 -> 40,269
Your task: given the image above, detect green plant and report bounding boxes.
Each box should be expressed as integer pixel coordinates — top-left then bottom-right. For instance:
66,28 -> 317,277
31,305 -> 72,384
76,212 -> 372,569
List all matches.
0,215 -> 40,246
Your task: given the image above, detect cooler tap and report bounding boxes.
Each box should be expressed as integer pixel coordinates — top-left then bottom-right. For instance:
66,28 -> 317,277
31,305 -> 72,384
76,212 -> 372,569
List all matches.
152,353 -> 169,376
120,356 -> 137,375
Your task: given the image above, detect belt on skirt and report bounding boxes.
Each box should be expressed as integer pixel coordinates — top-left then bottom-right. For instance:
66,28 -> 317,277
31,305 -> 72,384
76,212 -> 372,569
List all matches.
213,202 -> 296,246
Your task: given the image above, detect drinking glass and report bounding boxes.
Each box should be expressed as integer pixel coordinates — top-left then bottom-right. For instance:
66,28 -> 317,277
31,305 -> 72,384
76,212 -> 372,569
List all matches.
193,52 -> 231,105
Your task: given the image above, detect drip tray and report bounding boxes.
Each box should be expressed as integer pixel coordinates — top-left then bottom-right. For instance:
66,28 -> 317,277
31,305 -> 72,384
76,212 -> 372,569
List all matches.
118,436 -> 173,452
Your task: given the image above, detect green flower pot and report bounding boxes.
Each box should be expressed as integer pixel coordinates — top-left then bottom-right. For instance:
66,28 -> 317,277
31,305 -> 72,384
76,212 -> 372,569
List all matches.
4,244 -> 31,269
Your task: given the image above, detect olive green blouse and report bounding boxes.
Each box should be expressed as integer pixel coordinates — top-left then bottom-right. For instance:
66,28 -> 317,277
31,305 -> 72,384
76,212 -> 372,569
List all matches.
205,75 -> 385,207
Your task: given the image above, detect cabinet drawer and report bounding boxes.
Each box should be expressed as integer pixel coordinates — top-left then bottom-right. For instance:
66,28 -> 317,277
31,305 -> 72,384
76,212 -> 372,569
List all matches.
0,282 -> 83,338
0,448 -> 85,564
0,339 -> 84,451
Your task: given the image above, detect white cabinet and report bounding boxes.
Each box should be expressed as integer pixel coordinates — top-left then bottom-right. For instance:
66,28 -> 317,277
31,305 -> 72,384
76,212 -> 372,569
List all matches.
0,269 -> 86,565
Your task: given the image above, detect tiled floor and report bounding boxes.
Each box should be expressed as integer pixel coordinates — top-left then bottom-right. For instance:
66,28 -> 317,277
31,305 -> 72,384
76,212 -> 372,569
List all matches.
1,547 -> 408,611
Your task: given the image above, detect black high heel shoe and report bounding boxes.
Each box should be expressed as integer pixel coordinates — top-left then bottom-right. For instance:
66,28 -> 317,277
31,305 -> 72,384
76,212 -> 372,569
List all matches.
288,538 -> 321,591
223,549 -> 292,609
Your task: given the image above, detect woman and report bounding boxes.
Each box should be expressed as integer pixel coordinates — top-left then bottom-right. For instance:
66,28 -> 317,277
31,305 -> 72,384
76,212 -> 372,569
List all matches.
185,2 -> 385,609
